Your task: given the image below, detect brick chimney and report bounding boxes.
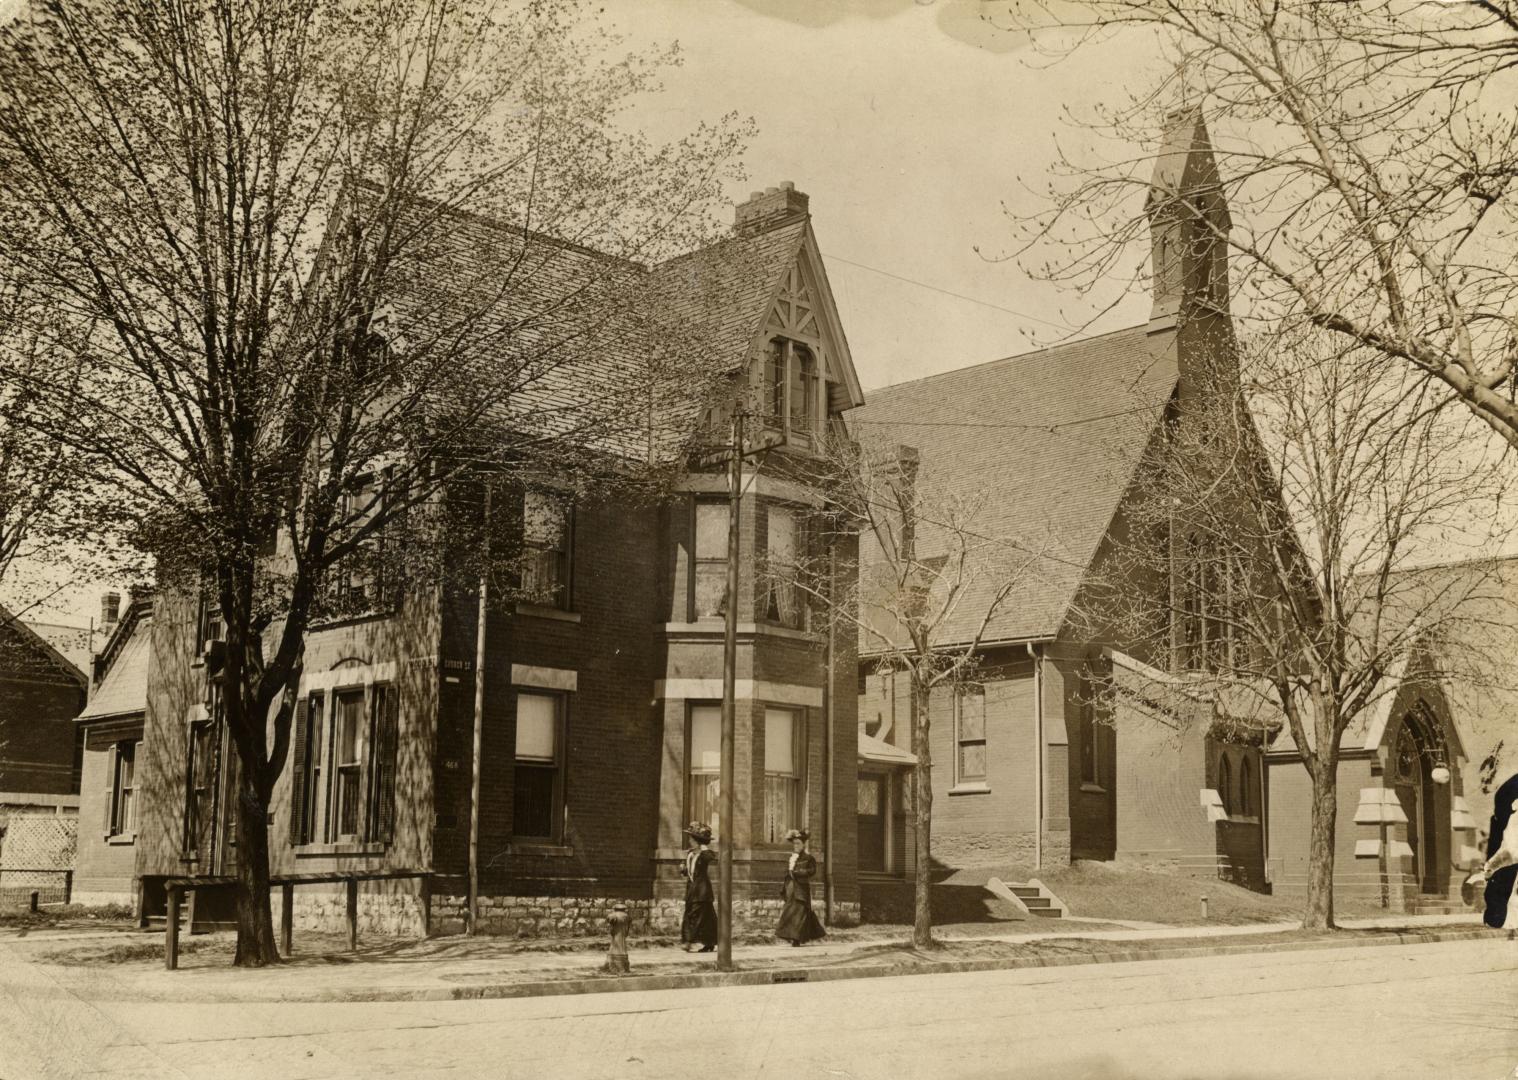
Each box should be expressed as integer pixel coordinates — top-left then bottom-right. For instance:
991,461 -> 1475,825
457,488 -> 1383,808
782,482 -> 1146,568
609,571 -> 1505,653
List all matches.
734,181 -> 809,236
100,591 -> 121,635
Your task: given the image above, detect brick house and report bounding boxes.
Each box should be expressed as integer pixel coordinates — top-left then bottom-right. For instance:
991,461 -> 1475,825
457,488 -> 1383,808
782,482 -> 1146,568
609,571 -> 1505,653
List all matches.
124,183 -> 866,935
0,607 -> 87,809
0,606 -> 88,898
854,112 -> 1278,887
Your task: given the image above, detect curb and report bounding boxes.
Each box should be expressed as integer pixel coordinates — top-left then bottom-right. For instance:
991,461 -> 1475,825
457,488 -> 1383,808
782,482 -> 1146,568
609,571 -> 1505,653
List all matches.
104,924 -> 1496,1005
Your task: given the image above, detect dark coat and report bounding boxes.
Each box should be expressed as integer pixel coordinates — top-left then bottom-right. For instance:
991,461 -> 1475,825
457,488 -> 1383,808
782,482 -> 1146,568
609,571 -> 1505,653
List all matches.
776,851 -> 825,943
1484,774 -> 1518,930
682,848 -> 715,904
680,847 -> 718,947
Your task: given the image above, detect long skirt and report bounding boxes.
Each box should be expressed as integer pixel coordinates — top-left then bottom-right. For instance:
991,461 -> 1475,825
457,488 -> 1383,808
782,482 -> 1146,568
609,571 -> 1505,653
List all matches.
776,897 -> 825,943
681,900 -> 718,947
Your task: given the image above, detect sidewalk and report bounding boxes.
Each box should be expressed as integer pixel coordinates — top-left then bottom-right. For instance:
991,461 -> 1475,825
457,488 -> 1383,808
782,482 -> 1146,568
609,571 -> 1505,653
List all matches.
6,911 -> 1497,1006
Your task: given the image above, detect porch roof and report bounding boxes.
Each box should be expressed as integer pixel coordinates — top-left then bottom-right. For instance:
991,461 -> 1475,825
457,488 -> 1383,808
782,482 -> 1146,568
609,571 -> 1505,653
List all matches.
858,730 -> 916,767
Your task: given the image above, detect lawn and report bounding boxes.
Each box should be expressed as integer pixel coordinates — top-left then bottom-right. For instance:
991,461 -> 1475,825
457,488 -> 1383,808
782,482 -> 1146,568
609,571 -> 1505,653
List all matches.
933,861 -> 1400,926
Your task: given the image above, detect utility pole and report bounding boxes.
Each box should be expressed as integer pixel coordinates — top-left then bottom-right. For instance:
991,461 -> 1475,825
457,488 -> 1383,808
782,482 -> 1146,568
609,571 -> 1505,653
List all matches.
467,484 -> 491,935
717,408 -> 744,972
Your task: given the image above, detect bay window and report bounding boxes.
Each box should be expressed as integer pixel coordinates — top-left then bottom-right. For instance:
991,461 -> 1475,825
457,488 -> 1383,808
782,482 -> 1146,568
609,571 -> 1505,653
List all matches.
763,706 -> 804,843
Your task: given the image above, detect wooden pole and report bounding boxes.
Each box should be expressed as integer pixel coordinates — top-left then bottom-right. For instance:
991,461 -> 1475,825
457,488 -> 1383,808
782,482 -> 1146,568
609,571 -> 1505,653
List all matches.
467,484 -> 491,935
717,410 -> 743,973
280,882 -> 294,956
165,886 -> 181,971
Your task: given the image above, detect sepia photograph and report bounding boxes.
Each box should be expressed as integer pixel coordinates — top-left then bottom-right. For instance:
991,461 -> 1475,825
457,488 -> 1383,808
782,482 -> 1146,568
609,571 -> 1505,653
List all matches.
0,0 -> 1514,1077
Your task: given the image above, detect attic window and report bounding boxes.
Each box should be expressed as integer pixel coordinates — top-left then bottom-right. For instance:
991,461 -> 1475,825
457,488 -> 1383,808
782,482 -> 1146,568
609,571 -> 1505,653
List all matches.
764,338 -> 820,446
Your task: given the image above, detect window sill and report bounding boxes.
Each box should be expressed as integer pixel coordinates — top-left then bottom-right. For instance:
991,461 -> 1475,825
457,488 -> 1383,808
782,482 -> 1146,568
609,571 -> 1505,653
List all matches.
309,607 -> 400,631
666,620 -> 822,643
294,841 -> 387,857
508,841 -> 573,857
1218,814 -> 1261,826
515,604 -> 581,624
105,832 -> 136,846
949,782 -> 991,795
1079,782 -> 1107,794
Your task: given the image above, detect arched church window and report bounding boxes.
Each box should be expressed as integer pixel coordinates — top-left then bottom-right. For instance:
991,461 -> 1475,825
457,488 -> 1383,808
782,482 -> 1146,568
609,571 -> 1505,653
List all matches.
1393,725 -> 1420,784
1239,756 -> 1252,816
1217,755 -> 1232,815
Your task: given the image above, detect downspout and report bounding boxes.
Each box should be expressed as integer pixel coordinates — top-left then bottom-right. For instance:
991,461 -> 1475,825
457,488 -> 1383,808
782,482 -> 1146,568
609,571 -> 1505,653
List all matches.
1028,641 -> 1044,870
467,484 -> 491,935
823,540 -> 836,923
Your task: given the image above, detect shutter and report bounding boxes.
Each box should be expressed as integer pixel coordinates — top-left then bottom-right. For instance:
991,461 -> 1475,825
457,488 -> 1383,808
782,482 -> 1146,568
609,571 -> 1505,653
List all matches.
103,743 -> 116,834
377,688 -> 399,844
288,699 -> 308,845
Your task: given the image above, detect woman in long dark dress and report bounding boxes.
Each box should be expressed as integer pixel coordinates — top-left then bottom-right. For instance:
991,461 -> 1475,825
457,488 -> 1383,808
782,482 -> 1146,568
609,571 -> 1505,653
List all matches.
776,828 -> 826,946
680,822 -> 718,952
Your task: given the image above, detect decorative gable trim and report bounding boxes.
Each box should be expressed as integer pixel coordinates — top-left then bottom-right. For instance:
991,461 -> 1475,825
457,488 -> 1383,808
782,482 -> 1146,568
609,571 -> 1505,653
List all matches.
740,223 -> 865,414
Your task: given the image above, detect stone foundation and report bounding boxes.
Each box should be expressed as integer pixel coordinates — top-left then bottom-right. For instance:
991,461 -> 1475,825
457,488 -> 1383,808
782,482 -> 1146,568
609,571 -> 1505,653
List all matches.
430,894 -> 861,938
234,887 -> 861,940
271,888 -> 429,937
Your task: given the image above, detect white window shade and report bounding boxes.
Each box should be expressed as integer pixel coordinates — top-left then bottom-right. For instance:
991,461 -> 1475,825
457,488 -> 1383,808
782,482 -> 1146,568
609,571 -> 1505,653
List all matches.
691,706 -> 721,771
765,708 -> 797,774
695,504 -> 728,559
516,694 -> 559,762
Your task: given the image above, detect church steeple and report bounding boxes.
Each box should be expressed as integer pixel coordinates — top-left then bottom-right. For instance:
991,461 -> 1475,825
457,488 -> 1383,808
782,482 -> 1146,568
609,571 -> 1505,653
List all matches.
1146,109 -> 1232,327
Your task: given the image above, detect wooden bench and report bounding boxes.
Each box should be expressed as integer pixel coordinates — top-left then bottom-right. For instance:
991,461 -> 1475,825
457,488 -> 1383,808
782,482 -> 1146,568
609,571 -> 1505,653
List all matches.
161,869 -> 432,970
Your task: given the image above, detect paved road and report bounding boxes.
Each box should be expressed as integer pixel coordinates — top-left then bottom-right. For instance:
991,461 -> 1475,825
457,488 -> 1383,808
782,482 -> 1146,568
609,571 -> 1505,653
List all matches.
2,937 -> 1514,1080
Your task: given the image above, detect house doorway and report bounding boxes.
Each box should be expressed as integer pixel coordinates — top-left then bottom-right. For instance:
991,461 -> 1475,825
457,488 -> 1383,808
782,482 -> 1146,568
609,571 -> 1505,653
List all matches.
858,774 -> 886,874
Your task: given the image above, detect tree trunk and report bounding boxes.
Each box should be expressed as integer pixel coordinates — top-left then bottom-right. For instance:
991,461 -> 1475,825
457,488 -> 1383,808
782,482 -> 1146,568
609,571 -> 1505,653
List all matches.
232,778 -> 280,966
911,672 -> 934,949
1302,759 -> 1338,931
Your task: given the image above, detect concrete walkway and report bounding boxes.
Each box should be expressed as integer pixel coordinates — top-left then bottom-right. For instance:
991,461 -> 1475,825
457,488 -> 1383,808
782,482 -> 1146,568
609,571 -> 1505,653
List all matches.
1,911 -> 1495,1007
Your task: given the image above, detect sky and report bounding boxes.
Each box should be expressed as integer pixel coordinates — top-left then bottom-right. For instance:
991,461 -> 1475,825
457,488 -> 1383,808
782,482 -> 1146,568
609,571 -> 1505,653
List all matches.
9,0 -> 1168,629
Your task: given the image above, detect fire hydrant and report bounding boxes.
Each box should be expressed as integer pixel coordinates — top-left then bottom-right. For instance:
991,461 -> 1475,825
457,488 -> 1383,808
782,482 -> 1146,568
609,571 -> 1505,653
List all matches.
605,902 -> 631,974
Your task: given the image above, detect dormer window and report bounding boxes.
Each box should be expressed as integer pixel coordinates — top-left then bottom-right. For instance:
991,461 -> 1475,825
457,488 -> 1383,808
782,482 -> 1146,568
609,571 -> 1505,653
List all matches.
764,337 -> 820,447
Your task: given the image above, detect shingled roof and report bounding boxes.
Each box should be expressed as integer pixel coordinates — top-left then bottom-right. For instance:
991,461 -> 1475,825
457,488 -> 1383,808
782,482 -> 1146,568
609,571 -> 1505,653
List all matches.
379,196 -> 815,466
852,322 -> 1179,648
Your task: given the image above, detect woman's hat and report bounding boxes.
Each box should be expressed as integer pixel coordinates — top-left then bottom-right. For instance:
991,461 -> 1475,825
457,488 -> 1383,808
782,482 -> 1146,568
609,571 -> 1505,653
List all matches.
783,828 -> 810,843
683,821 -> 714,843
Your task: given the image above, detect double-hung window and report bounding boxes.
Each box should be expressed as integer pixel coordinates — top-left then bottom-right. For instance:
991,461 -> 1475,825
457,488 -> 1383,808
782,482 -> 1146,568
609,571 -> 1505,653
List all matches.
762,506 -> 806,629
330,468 -> 398,615
687,705 -> 722,836
764,338 -> 820,446
513,691 -> 565,841
290,681 -> 400,847
955,684 -> 987,788
692,501 -> 730,619
762,706 -> 804,843
106,740 -> 139,837
521,490 -> 572,609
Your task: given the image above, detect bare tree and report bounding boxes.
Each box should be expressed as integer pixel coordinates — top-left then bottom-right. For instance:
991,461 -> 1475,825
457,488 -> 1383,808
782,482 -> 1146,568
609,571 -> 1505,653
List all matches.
788,433 -> 1043,948
1005,0 -> 1518,448
0,0 -> 748,965
1073,327 -> 1516,929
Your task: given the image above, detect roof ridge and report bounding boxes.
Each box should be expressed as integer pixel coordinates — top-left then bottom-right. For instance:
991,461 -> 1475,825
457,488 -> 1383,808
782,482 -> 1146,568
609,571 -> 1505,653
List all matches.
864,320 -> 1156,398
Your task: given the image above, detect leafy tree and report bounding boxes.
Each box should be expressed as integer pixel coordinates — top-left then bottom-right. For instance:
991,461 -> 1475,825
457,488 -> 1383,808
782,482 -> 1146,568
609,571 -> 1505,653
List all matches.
0,0 -> 748,965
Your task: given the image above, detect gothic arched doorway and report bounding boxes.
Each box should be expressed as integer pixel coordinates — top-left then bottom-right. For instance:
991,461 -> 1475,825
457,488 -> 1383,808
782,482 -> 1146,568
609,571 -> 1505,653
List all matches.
1389,706 -> 1448,895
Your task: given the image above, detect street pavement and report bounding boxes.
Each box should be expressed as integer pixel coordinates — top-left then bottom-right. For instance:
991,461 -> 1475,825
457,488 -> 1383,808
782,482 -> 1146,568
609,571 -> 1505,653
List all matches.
1,933 -> 1514,1079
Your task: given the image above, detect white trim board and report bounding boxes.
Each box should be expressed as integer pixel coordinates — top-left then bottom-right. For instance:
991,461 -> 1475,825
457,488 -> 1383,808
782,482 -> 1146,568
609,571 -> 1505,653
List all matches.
654,679 -> 822,708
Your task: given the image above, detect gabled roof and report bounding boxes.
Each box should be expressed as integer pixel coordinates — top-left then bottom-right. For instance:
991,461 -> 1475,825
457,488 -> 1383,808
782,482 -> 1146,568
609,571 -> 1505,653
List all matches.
853,323 -> 1178,647
379,194 -> 858,467
0,605 -> 87,688
26,620 -> 94,677
77,608 -> 151,722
